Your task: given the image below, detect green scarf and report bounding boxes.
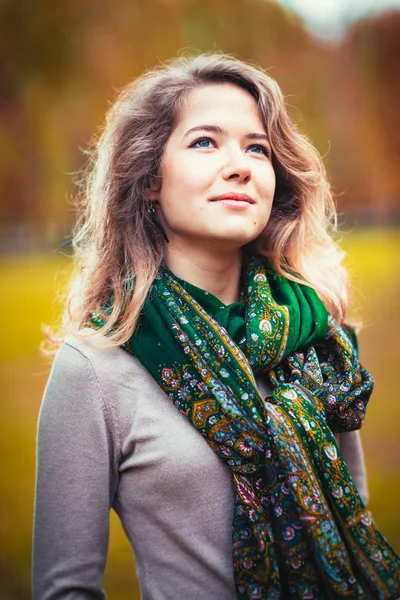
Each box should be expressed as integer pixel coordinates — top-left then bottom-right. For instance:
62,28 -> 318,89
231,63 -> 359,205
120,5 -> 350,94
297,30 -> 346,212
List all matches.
92,256 -> 400,599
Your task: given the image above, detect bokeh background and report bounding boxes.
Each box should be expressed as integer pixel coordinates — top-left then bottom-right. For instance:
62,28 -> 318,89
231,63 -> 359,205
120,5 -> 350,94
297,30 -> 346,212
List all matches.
1,0 -> 399,598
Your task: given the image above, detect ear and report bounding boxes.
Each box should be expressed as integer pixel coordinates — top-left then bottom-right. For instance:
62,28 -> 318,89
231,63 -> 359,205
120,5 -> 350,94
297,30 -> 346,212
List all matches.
146,174 -> 162,202
145,187 -> 159,202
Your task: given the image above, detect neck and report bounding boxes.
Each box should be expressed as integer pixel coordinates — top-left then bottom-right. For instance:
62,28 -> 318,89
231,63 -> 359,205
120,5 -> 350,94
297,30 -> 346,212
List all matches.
165,243 -> 243,305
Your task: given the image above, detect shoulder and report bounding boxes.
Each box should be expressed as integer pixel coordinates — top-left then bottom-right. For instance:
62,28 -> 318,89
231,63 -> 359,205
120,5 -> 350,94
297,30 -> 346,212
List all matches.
61,331 -> 133,371
43,332 -> 157,426
52,332 -> 154,392
41,334 -> 159,475
46,333 -> 162,427
42,336 -> 130,434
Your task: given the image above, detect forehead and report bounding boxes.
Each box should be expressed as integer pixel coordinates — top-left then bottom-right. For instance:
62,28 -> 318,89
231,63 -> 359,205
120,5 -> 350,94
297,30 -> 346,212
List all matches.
175,83 -> 265,131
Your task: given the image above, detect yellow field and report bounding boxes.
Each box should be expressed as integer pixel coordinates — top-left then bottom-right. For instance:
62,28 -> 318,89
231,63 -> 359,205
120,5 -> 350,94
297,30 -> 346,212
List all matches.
1,228 -> 399,599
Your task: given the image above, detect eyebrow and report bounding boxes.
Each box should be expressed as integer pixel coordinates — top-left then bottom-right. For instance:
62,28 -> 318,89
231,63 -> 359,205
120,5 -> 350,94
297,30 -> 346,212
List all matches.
183,124 -> 270,143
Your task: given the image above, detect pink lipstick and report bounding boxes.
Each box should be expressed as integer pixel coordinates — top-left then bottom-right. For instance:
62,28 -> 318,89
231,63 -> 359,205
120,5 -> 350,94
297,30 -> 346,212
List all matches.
210,193 -> 254,210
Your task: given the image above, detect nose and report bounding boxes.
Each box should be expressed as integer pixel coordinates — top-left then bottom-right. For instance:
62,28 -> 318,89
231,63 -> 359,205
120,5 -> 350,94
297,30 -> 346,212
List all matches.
221,148 -> 251,183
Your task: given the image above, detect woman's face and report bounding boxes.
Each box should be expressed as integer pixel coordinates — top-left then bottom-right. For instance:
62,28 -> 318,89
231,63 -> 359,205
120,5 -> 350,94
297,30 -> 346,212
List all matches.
154,83 -> 276,253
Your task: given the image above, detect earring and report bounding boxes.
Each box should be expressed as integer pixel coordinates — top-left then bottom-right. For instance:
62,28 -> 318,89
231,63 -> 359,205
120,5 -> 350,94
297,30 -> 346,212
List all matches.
148,203 -> 169,243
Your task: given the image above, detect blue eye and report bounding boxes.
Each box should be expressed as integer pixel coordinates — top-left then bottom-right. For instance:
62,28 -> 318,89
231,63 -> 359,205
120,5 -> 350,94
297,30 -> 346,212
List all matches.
191,137 -> 214,148
248,144 -> 270,157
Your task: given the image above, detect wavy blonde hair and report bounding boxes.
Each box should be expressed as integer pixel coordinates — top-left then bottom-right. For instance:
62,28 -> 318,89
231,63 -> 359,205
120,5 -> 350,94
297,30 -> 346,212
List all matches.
50,53 -> 349,349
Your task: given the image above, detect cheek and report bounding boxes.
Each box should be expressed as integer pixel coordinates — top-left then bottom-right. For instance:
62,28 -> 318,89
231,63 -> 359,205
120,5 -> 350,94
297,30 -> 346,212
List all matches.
160,160 -> 180,193
259,168 -> 276,203
159,167 -> 200,224
256,205 -> 273,232
162,154 -> 203,190
256,170 -> 275,223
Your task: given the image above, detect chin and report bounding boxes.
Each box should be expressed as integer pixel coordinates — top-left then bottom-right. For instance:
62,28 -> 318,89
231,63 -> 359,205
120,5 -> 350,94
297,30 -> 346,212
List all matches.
225,224 -> 265,243
209,228 -> 263,250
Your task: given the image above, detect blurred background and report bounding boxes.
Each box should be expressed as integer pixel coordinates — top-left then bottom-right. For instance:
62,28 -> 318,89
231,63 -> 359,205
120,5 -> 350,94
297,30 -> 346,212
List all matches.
1,0 -> 399,598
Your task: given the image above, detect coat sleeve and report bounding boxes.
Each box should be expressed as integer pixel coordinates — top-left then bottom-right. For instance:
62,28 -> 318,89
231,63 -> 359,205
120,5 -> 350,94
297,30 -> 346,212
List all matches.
336,430 -> 369,506
32,342 -> 119,599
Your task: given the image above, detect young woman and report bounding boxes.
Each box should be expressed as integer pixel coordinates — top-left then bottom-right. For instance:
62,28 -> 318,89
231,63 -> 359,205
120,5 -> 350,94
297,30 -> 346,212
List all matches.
33,54 -> 400,599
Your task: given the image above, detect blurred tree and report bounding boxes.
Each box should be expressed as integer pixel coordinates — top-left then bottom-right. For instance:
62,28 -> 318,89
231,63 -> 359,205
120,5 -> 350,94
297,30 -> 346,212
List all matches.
0,0 -> 399,250
355,11 -> 400,216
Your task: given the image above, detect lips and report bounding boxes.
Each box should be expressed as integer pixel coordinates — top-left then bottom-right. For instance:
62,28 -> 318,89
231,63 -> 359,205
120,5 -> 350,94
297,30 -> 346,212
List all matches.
210,193 -> 254,204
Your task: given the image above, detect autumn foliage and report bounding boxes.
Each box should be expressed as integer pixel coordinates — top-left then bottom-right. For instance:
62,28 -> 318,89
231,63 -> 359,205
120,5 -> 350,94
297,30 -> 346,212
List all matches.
0,0 -> 399,251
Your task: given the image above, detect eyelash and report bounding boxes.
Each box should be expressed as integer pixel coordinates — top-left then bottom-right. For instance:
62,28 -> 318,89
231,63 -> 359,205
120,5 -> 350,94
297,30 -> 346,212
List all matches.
190,136 -> 271,158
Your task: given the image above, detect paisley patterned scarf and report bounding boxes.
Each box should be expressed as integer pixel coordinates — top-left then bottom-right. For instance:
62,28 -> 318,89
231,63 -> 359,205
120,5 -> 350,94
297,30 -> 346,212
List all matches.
92,256 -> 400,599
